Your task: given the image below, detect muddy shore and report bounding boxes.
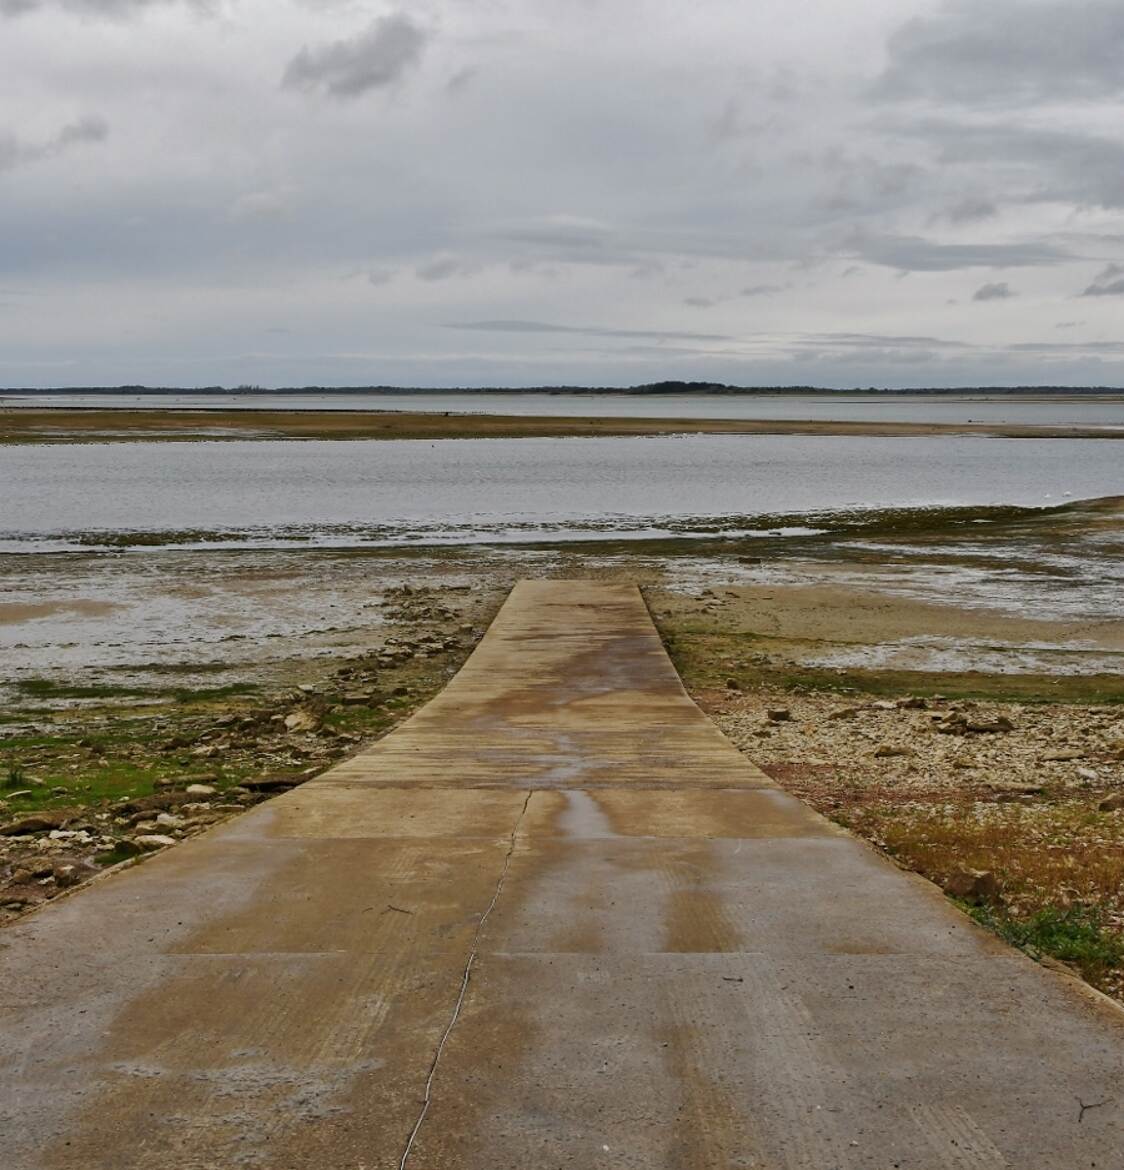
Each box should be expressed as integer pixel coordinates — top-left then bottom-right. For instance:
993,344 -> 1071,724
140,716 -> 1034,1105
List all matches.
2,518 -> 1122,1000
3,406 -> 1122,443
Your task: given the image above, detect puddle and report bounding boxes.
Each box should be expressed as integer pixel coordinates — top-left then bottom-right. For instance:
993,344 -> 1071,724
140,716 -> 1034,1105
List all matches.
557,790 -> 618,839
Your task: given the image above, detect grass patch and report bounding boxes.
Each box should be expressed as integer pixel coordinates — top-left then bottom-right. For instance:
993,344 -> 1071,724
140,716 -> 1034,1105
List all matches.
169,683 -> 259,703
968,903 -> 1124,986
13,678 -> 259,705
15,679 -> 157,700
658,629 -> 1124,705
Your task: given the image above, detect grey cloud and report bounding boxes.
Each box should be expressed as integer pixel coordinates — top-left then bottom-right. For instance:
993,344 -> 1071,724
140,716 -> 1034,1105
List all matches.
940,196 -> 998,224
1011,339 -> 1124,353
0,115 -> 107,174
416,256 -> 481,281
876,1 -> 1124,105
684,284 -> 782,308
800,332 -> 971,351
282,13 -> 428,100
493,217 -> 613,254
445,320 -> 733,343
2,0 -> 210,15
901,120 -> 1124,211
1081,263 -> 1124,296
445,67 -> 478,95
851,233 -> 1068,272
972,281 -> 1016,301
489,216 -> 790,270
227,189 -> 291,221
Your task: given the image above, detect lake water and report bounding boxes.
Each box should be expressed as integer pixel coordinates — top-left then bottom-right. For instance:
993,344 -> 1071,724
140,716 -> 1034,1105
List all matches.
3,434 -> 1121,551
5,391 -> 1124,428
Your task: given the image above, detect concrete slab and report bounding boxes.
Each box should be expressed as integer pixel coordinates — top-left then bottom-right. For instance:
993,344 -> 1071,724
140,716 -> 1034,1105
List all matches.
0,580 -> 1120,1168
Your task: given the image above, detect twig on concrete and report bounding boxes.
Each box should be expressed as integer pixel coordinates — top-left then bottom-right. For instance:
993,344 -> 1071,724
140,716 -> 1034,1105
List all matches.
398,789 -> 533,1170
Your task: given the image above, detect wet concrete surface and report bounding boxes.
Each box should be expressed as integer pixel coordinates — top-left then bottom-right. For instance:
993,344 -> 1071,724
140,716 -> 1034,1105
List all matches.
0,580 -> 1121,1168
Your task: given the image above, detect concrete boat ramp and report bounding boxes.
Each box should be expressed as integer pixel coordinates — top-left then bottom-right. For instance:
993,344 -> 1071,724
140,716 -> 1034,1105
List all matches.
1,580 -> 1121,1168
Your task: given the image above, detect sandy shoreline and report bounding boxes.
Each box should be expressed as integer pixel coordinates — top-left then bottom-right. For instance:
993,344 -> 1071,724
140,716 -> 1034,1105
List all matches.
3,405 -> 1123,442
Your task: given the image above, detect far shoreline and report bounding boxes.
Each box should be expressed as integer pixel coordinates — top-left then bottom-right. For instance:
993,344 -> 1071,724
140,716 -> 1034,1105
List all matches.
2,406 -> 1123,443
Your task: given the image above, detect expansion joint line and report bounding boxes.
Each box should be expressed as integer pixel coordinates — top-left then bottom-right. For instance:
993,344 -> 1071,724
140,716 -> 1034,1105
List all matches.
398,789 -> 533,1170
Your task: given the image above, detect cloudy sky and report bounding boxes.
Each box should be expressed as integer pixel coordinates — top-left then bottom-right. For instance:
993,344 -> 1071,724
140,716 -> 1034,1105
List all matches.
2,0 -> 1124,388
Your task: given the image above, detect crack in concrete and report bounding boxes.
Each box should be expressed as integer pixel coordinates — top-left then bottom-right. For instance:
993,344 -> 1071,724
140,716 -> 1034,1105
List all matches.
398,788 -> 533,1170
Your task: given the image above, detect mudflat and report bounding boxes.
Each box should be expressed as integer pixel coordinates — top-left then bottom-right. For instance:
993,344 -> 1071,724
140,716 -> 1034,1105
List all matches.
3,405 -> 1122,442
1,580 -> 1121,1168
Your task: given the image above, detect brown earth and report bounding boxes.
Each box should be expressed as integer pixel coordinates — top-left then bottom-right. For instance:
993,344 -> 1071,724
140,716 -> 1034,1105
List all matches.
2,405 -> 1122,442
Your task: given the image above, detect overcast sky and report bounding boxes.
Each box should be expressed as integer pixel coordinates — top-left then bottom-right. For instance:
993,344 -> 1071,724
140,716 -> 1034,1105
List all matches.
3,0 -> 1124,388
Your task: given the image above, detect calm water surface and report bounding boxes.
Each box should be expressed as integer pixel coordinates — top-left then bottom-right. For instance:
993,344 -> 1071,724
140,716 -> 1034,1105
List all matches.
3,434 -> 1121,550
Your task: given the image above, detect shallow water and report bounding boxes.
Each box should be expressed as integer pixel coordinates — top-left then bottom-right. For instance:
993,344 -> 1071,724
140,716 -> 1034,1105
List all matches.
3,434 -> 1121,551
7,390 -> 1124,427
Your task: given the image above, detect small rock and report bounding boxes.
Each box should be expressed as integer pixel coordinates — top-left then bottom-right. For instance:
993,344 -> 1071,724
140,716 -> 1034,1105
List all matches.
766,709 -> 792,723
870,700 -> 897,711
1041,750 -> 1086,762
0,810 -> 71,837
133,834 -> 176,851
1098,793 -> 1124,812
935,715 -> 968,736
51,861 -> 95,888
944,868 -> 1000,904
895,697 -> 928,710
873,745 -> 912,759
184,784 -> 217,797
1076,767 -> 1098,782
827,707 -> 861,721
284,710 -> 321,733
155,812 -> 185,829
725,678 -> 741,691
114,792 -> 190,816
11,861 -> 53,882
987,781 -> 1043,801
965,717 -> 1015,734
